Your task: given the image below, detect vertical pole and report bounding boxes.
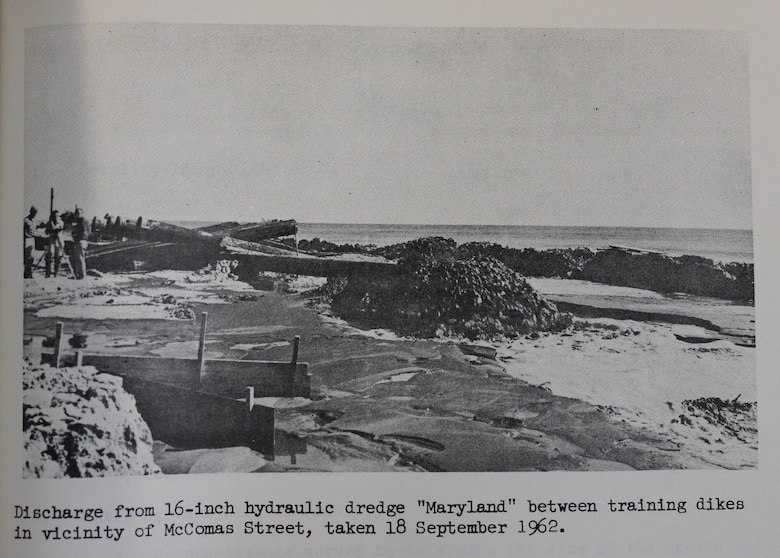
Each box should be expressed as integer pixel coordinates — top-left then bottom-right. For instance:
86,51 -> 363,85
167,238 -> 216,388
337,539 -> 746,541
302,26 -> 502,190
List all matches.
246,386 -> 255,411
75,351 -> 83,367
196,312 -> 208,385
53,322 -> 64,368
291,335 -> 300,367
290,335 -> 300,394
49,188 -> 54,216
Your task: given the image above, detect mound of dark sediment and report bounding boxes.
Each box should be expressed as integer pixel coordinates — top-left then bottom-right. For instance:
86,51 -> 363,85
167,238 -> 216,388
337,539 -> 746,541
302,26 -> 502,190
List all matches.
23,361 -> 160,478
305,235 -> 753,303
374,236 -> 458,261
455,242 -> 594,278
577,248 -> 754,302
330,237 -> 571,340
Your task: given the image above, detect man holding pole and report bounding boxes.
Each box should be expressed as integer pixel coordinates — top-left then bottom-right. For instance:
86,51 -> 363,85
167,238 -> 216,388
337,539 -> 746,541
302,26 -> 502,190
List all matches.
69,207 -> 89,279
44,210 -> 64,277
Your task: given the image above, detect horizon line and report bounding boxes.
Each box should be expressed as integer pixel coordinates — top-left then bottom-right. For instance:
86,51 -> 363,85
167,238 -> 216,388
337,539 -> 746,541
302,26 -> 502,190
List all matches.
162,219 -> 753,233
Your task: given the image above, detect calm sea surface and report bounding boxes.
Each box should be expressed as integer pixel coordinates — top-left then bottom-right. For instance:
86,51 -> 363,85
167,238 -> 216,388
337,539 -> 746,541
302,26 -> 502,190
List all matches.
178,222 -> 753,264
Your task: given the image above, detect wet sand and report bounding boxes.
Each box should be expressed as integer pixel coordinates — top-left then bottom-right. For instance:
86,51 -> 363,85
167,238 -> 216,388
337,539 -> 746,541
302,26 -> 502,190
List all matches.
23,270 -> 756,473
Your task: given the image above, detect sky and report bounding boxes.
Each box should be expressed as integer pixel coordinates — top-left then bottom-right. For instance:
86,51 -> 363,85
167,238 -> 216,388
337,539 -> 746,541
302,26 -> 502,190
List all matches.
24,24 -> 752,229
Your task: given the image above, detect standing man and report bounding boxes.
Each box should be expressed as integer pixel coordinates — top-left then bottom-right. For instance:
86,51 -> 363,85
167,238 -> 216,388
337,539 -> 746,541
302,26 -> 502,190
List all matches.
23,206 -> 38,278
44,210 -> 64,277
69,207 -> 89,279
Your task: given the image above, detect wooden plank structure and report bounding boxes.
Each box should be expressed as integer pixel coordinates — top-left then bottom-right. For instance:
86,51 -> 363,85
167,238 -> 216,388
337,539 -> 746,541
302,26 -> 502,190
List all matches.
85,215 -> 399,277
41,316 -> 310,454
93,219 -> 296,246
219,235 -> 299,256
120,377 -> 276,452
232,252 -> 397,278
212,220 -> 298,243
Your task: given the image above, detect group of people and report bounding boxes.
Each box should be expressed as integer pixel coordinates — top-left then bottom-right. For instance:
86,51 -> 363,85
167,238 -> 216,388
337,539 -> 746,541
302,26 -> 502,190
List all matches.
24,206 -> 89,279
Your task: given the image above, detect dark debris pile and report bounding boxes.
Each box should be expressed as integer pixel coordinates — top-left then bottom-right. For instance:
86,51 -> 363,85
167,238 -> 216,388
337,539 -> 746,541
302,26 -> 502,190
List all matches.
299,235 -> 754,302
679,396 -> 757,441
329,237 -> 571,340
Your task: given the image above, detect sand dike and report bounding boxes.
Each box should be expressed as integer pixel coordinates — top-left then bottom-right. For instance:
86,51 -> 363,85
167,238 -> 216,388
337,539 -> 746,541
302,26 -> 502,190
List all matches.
330,237 -> 572,340
23,360 -> 160,478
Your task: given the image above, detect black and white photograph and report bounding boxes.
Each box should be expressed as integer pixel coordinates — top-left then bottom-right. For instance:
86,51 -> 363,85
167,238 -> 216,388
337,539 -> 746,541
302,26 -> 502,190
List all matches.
21,23 -> 756,477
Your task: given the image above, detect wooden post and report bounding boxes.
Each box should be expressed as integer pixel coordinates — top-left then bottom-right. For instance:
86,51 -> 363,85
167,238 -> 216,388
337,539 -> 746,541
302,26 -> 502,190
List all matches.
49,188 -> 54,216
53,322 -> 64,368
291,335 -> 300,367
196,312 -> 208,385
246,386 -> 255,411
290,335 -> 300,393
75,351 -> 83,367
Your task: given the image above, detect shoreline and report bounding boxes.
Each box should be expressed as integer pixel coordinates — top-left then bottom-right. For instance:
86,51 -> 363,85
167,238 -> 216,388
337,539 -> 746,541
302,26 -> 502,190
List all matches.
292,223 -> 754,265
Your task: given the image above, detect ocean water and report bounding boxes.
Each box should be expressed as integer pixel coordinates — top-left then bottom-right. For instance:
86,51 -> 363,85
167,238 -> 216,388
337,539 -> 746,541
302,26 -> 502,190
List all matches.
297,223 -> 754,264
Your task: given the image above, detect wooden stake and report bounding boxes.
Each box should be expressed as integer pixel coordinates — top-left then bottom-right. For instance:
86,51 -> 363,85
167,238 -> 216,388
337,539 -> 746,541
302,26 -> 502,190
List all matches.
75,351 -> 83,366
196,312 -> 208,384
291,335 -> 300,368
290,335 -> 300,390
246,386 -> 255,411
53,322 -> 64,368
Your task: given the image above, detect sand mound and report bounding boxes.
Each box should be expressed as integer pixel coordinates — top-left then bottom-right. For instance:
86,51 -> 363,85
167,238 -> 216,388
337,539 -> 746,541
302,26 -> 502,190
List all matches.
23,360 -> 160,478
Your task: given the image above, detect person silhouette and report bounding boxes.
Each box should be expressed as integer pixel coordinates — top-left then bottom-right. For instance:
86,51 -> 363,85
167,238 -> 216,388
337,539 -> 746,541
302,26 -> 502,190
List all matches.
23,206 -> 39,278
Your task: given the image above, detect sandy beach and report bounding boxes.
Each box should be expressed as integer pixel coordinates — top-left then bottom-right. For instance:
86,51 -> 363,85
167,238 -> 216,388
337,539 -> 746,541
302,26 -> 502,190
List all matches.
22,262 -> 756,474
